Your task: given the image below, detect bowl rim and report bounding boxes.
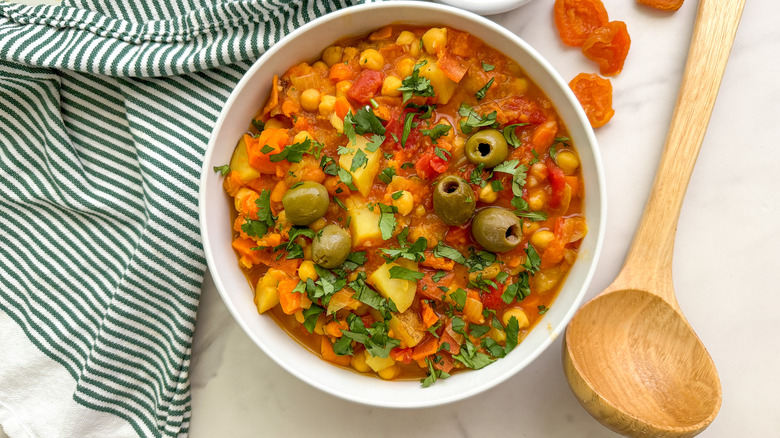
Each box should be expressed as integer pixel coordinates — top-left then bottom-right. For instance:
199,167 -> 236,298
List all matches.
199,0 -> 606,408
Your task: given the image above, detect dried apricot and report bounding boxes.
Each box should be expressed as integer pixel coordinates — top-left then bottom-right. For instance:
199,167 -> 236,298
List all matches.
637,0 -> 684,11
582,21 -> 631,76
569,73 -> 614,128
554,0 -> 610,47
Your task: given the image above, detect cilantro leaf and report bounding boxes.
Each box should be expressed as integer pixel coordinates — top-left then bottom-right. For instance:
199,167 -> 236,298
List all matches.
398,60 -> 435,102
433,242 -> 466,265
388,265 -> 424,281
503,316 -> 520,355
458,104 -> 498,134
337,167 -> 357,190
213,164 -> 230,176
251,119 -> 265,132
538,305 -> 549,314
241,190 -> 275,238
463,248 -> 497,272
377,203 -> 397,240
350,148 -> 368,172
420,124 -> 451,144
432,270 -> 447,282
469,324 -> 490,338
302,305 -> 325,333
523,245 -> 541,273
401,111 -> 416,149
378,166 -> 397,184
481,62 -> 495,72
366,134 -> 384,152
320,155 -> 340,176
502,272 -> 531,304
475,77 -> 494,101
381,236 -> 427,263
270,138 -> 314,163
449,288 -> 467,310
453,339 -> 495,370
502,123 -> 529,149
421,358 -> 450,388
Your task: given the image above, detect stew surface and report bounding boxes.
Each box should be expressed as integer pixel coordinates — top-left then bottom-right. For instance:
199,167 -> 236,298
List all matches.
219,25 -> 587,385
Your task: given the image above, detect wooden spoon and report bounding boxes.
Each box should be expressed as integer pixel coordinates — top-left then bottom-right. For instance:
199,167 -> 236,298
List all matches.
562,0 -> 746,436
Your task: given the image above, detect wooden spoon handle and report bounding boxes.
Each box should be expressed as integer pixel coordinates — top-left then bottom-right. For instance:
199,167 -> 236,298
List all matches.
614,0 -> 746,299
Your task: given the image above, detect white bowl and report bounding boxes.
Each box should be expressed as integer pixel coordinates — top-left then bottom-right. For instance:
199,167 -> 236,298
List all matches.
200,1 -> 605,408
434,0 -> 536,16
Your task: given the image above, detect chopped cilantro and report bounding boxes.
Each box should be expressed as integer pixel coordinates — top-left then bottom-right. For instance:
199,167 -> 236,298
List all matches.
490,179 -> 503,193
320,155 -> 339,176
433,147 -> 451,161
240,190 -> 274,238
431,270 -> 447,282
337,167 -> 357,190
391,190 -> 404,200
388,265 -> 424,281
481,62 -> 495,72
270,138 -> 315,163
398,60 -> 435,102
475,77 -> 494,101
463,248 -> 497,272
379,166 -> 397,184
343,107 -> 386,145
453,338 -> 495,370
433,242 -> 466,265
421,358 -> 450,388
420,124 -> 451,144
381,236 -> 427,263
449,288 -> 467,310
302,305 -> 325,333
538,305 -> 549,314
251,119 -> 265,132
366,134 -> 384,152
213,164 -> 230,176
401,111 -> 416,149
342,251 -> 368,271
503,316 -> 520,354
469,324 -> 491,338
502,272 -> 531,304
401,162 -> 415,169
523,245 -> 541,273
377,203 -> 397,240
349,148 -> 369,172
458,103 -> 498,134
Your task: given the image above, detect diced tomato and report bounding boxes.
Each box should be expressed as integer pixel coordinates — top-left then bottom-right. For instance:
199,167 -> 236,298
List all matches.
481,284 -> 505,310
547,161 -> 566,208
347,70 -> 384,104
439,327 -> 461,356
444,225 -> 470,246
360,314 -> 376,328
390,347 -> 414,364
415,151 -> 449,180
418,269 -> 451,301
383,110 -> 422,151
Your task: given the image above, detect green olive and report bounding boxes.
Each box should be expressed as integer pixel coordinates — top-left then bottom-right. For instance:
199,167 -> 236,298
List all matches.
465,129 -> 509,168
282,181 -> 329,225
312,225 -> 352,269
471,207 -> 522,253
433,175 -> 476,226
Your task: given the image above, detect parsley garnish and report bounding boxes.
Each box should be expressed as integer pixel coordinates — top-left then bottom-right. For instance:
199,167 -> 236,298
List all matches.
381,236 -> 427,263
337,167 -> 358,190
378,166 -> 396,184
421,358 -> 450,388
475,77 -> 494,101
502,123 -> 529,148
269,138 -> 316,163
377,203 -> 397,240
335,313 -> 400,358
302,305 -> 325,333
251,119 -> 265,132
420,124 -> 451,144
449,288 -> 467,310
389,265 -> 424,282
458,104 -> 498,134
538,305 -> 549,314
481,62 -> 495,72
240,190 -> 275,238
213,164 -> 230,176
432,270 -> 447,282
433,242 -> 466,265
453,338 -> 495,370
398,60 -> 435,102
320,155 -> 339,175
349,148 -> 369,172
343,107 -> 386,145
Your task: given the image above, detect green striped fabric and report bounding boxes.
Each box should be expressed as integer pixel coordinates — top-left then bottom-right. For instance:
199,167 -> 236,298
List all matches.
0,0 -> 377,436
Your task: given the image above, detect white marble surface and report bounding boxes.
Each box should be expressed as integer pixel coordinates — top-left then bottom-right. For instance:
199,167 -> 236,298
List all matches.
189,1 -> 780,437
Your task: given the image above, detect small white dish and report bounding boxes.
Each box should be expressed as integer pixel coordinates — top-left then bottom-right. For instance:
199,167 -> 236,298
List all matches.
200,1 -> 605,408
434,0 -> 536,16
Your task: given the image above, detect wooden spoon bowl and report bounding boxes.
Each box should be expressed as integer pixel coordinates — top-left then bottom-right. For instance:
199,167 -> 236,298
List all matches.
562,0 -> 745,436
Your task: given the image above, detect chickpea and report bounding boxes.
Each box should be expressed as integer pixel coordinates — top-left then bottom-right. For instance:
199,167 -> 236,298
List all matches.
530,229 -> 555,251
378,364 -> 400,380
530,162 -> 548,180
342,46 -> 359,62
322,46 -> 343,67
300,89 -> 321,112
264,118 -> 285,130
556,150 -> 580,175
479,183 -> 498,203
309,217 -> 327,231
527,189 -> 547,211
523,221 -> 540,236
396,57 -> 416,79
391,190 -> 414,216
351,351 -> 371,373
319,95 -> 336,115
359,48 -> 385,70
381,75 -> 403,97
312,60 -> 328,72
421,28 -> 447,55
396,30 -> 416,46
293,131 -> 313,144
502,307 -> 530,329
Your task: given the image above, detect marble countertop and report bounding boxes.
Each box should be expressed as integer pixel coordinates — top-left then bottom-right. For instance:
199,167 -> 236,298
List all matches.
188,1 -> 780,437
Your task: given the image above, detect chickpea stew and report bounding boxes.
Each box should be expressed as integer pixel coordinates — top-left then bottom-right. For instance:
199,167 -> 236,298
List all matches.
218,25 -> 588,386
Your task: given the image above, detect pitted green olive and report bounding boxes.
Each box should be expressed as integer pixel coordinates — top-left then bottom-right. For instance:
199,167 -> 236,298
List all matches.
312,225 -> 352,269
465,129 -> 509,168
433,175 -> 476,225
281,181 -> 329,225
471,207 -> 522,253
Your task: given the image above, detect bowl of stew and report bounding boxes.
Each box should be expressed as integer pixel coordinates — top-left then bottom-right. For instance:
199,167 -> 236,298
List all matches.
200,1 -> 605,407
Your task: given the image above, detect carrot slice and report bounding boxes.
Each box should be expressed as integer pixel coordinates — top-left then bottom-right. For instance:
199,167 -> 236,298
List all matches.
277,279 -> 302,315
321,337 -> 352,366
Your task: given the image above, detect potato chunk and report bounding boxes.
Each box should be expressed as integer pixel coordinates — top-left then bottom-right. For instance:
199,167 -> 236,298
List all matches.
388,310 -> 426,348
367,259 -> 418,313
346,198 -> 382,247
338,135 -> 382,197
229,135 -> 261,183
418,56 -> 457,104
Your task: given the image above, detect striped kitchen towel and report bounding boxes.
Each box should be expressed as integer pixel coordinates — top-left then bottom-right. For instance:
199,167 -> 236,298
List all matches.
0,0 -> 378,436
